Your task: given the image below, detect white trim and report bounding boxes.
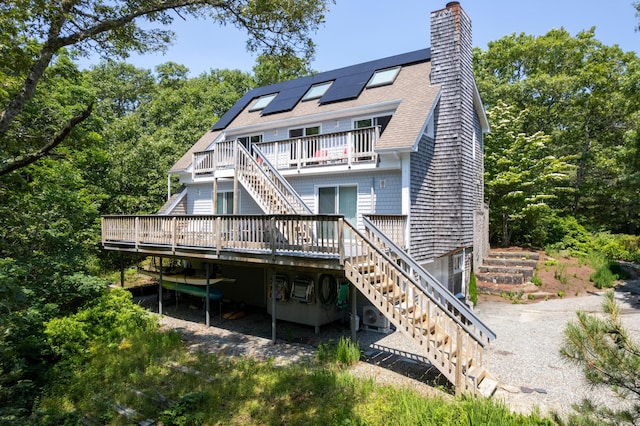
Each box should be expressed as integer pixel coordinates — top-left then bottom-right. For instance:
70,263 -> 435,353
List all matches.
302,81 -> 333,101
315,183 -> 359,227
412,88 -> 442,152
367,66 -> 401,88
473,82 -> 490,133
453,253 -> 464,274
249,93 -> 277,111
160,187 -> 187,215
401,153 -> 410,216
215,190 -> 235,215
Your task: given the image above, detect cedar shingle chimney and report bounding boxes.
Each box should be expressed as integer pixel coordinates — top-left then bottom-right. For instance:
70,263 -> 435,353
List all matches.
428,2 -> 477,254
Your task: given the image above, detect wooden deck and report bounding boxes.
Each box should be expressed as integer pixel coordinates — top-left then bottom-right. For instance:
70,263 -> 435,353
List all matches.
102,214 -> 346,270
102,213 -> 497,394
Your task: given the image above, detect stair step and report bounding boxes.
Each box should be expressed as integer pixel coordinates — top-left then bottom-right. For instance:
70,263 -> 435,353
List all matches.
476,281 -> 541,296
478,265 -> 535,279
477,373 -> 499,397
488,251 -> 539,261
476,272 -> 525,285
483,258 -> 538,268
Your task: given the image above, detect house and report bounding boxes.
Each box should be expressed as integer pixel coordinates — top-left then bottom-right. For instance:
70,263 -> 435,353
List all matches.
102,2 -> 497,395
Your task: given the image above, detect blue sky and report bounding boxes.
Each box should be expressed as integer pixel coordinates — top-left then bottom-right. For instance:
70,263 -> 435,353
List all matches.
83,0 -> 639,76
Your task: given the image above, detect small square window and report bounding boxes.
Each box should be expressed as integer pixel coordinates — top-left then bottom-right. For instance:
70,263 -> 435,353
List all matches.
453,253 -> 464,274
302,81 -> 333,101
367,67 -> 401,88
250,93 -> 277,111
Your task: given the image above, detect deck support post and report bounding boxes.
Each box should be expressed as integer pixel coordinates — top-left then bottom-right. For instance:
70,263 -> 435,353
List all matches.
350,283 -> 357,342
120,254 -> 125,287
205,263 -> 211,327
158,256 -> 163,316
271,268 -> 277,344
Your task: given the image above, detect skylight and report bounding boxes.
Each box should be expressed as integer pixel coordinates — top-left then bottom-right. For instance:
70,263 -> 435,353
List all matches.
249,93 -> 277,111
302,81 -> 333,101
367,66 -> 401,88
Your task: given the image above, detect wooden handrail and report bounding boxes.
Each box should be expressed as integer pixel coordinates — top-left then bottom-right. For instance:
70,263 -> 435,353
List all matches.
362,215 -> 496,343
102,214 -> 342,257
340,219 -> 488,392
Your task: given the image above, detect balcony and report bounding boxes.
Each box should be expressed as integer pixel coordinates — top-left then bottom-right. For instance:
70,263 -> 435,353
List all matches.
192,126 -> 379,178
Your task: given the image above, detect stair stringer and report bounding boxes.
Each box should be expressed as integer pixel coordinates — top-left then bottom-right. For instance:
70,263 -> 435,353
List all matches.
341,221 -> 496,395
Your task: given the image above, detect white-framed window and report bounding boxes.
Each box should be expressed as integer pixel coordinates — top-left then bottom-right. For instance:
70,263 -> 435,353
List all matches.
453,253 -> 464,274
354,115 -> 392,135
249,93 -> 277,111
302,81 -> 333,101
216,191 -> 234,215
289,125 -> 320,138
367,67 -> 400,88
237,134 -> 262,149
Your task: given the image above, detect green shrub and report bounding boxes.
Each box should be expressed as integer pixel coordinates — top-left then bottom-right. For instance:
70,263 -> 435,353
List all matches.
586,251 -> 629,289
316,336 -> 361,367
469,272 -> 478,306
44,287 -> 156,366
543,215 -> 592,255
593,232 -> 640,262
531,274 -> 542,287
590,265 -> 619,289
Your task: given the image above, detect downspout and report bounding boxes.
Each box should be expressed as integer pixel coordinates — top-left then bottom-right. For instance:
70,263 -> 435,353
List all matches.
167,174 -> 171,201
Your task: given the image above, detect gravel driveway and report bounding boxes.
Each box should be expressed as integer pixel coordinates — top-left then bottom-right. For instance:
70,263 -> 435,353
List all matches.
474,280 -> 640,417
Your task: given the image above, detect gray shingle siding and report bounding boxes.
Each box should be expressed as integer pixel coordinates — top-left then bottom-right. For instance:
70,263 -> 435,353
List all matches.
409,131 -> 436,261
420,4 -> 475,259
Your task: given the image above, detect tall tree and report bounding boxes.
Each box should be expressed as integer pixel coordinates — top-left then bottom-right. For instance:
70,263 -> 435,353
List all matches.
94,63 -> 254,214
0,0 -> 331,176
253,53 -> 313,87
484,100 -> 574,247
474,29 -> 640,234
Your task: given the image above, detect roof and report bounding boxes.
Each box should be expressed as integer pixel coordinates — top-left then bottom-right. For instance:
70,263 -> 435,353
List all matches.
170,48 -> 448,172
212,48 -> 431,131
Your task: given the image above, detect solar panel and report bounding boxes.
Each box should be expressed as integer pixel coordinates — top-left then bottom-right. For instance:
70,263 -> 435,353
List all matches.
261,84 -> 308,115
211,48 -> 431,130
317,71 -> 371,104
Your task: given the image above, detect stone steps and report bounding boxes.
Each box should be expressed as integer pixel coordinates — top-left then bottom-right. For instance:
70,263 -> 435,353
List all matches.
476,250 -> 539,291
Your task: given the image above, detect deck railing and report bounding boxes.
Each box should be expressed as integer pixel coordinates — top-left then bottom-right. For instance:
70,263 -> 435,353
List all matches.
102,214 -> 343,258
192,127 -> 379,177
364,214 -> 407,248
192,140 -> 235,179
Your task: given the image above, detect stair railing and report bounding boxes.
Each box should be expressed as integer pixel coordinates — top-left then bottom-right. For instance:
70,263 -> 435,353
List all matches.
251,143 -> 312,215
362,215 -> 496,344
341,219 -> 488,391
235,142 -> 316,246
235,142 -> 300,215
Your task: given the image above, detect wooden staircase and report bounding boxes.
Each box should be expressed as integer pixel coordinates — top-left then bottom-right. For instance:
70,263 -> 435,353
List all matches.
235,142 -> 311,216
233,142 -> 497,395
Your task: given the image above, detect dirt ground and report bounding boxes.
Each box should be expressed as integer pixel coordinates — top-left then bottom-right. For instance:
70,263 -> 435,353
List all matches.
478,248 -> 639,304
